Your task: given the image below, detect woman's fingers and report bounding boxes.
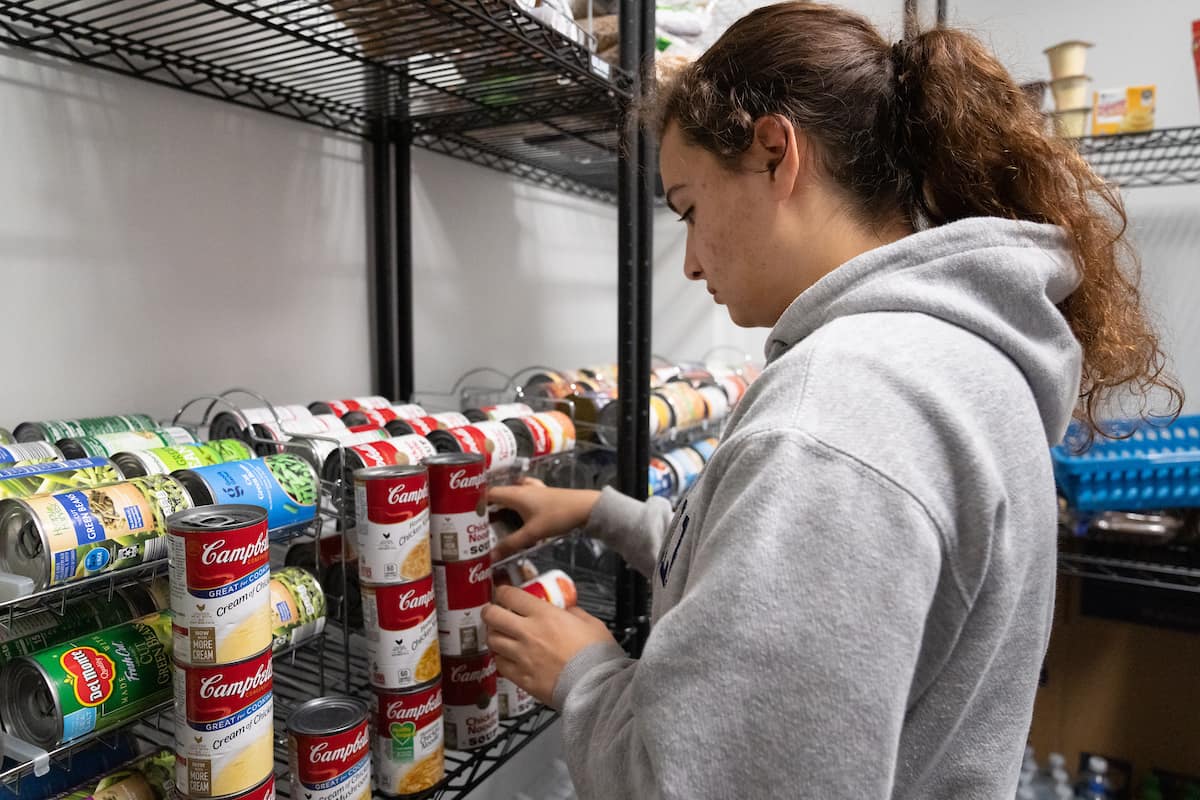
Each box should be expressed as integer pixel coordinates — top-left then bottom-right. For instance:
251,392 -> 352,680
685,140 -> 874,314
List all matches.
480,600 -> 528,637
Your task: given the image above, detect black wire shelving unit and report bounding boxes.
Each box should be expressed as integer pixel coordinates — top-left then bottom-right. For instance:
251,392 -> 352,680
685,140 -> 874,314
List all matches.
1058,552 -> 1200,594
1078,125 -> 1200,188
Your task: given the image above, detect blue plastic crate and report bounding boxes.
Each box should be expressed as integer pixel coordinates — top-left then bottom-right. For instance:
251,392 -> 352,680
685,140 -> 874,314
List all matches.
1052,414 -> 1200,511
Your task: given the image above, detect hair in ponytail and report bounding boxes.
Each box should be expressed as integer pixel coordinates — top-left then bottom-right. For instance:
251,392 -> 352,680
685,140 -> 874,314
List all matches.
646,1 -> 1182,436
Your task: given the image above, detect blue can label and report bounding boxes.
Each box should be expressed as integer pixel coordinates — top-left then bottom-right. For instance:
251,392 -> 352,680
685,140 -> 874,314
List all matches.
185,455 -> 317,532
55,491 -> 104,545
0,456 -> 110,479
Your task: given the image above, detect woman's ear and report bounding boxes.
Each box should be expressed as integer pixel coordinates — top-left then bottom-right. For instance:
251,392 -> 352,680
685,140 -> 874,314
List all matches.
751,115 -> 802,202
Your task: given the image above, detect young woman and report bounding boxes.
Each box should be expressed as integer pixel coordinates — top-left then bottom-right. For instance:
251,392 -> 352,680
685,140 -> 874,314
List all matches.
480,3 -> 1181,797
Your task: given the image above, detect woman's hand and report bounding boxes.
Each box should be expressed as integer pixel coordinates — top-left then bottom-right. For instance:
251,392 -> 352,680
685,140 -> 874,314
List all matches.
488,478 -> 600,560
483,585 -> 618,707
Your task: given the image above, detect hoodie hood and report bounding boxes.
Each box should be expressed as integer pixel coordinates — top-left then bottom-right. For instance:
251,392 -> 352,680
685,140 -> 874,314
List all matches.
765,217 -> 1082,444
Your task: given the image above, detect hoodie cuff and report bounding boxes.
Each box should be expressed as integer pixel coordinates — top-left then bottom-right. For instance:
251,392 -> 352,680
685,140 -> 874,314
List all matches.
551,640 -> 629,711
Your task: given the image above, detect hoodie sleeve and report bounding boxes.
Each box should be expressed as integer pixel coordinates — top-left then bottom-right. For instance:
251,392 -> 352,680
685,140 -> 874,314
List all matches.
553,430 -> 945,800
582,486 -> 674,579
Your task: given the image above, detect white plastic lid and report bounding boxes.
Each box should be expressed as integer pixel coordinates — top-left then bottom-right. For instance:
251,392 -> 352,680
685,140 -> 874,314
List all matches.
1089,755 -> 1108,773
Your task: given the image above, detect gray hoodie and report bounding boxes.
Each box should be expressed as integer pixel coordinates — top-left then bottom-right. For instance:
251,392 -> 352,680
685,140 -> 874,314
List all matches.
553,218 -> 1083,799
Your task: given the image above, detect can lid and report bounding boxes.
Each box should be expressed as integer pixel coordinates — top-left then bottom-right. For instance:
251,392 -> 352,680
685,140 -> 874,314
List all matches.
352,464 -> 427,482
167,504 -> 268,532
288,695 -> 369,735
3,659 -> 63,748
423,452 -> 485,467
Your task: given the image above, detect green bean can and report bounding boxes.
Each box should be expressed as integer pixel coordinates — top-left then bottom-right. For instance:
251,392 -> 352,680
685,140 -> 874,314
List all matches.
113,439 -> 253,478
14,415 -> 157,443
0,610 -> 173,747
173,454 -> 318,532
0,427 -> 12,445
0,475 -> 194,590
0,457 -> 124,501
0,589 -> 145,667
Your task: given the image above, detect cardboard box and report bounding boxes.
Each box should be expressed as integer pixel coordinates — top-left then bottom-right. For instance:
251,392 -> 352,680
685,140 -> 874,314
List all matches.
1092,85 -> 1156,135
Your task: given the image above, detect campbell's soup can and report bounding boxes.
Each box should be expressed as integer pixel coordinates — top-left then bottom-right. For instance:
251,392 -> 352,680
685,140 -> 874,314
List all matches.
497,677 -> 535,720
432,554 -> 491,657
168,506 -> 272,666
425,454 -> 488,562
373,682 -> 445,797
308,396 -> 392,418
518,570 -> 577,609
361,577 -> 441,689
172,775 -> 275,800
287,696 -> 371,800
353,465 -> 431,584
442,653 -> 499,751
427,422 -> 518,471
173,649 -> 274,798
502,412 -> 576,459
402,413 -> 470,437
462,403 -> 534,423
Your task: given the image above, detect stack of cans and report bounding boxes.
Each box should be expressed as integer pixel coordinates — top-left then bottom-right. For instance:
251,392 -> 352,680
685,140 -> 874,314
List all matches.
287,696 -> 372,800
354,464 -> 445,797
427,454 -> 507,743
169,506 -> 276,800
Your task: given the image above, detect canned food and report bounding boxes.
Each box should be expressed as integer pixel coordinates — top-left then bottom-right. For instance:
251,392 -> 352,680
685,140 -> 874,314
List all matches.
580,363 -> 619,387
658,382 -> 708,429
0,427 -> 12,444
361,577 -> 440,689
209,405 -> 314,444
14,415 -> 157,444
288,696 -> 371,800
648,456 -> 676,499
372,682 -> 444,797
0,475 -> 193,590
114,439 -> 254,478
119,575 -> 170,617
58,747 -> 174,800
251,414 -> 347,456
0,440 -> 64,467
520,370 -> 575,400
424,454 -> 487,563
168,775 -> 275,800
308,396 -> 393,418
689,437 -> 719,464
354,407 -> 417,437
284,427 -> 390,475
270,566 -> 327,652
497,677 -> 535,720
518,570 -> 577,608
596,394 -> 673,446
353,465 -> 431,584
463,403 -> 534,423
491,557 -> 537,588
174,454 -> 318,533
502,412 -> 576,459
399,413 -> 470,438
0,611 -> 172,747
661,446 -> 705,496
0,590 -> 146,667
0,457 -> 122,500
432,555 -> 491,657
696,384 -> 731,422
173,649 -> 274,799
57,428 -> 197,460
169,506 -> 272,666
427,423 -> 518,471
322,436 -> 438,495
442,653 -> 499,751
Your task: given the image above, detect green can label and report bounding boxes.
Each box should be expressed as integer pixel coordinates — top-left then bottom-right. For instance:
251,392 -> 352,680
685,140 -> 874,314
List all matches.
137,439 -> 253,473
41,415 -> 157,442
0,457 -> 121,501
30,611 -> 173,743
0,593 -> 135,666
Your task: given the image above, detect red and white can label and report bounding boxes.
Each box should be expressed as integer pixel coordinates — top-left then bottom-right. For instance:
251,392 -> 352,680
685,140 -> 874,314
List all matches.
288,719 -> 371,800
479,403 -> 533,421
428,460 -> 489,562
328,396 -> 392,417
373,684 -> 445,797
358,407 -> 398,427
405,413 -> 470,437
173,651 -> 274,799
172,775 -> 276,800
442,653 -> 500,751
432,556 -> 491,656
310,428 -> 390,467
391,404 -> 427,420
518,570 -> 577,609
445,423 -> 518,471
354,469 -> 430,583
349,436 -> 437,470
169,516 -> 272,666
497,677 -> 535,720
361,578 -> 441,689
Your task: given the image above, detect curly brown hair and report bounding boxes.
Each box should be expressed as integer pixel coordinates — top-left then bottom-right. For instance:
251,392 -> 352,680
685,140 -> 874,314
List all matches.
645,2 -> 1182,437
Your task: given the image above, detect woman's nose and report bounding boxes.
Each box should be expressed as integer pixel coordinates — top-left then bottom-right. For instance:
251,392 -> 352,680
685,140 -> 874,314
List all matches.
683,239 -> 703,281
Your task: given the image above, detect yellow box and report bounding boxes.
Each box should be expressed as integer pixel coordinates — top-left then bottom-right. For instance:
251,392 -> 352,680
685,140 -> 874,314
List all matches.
1091,85 -> 1156,135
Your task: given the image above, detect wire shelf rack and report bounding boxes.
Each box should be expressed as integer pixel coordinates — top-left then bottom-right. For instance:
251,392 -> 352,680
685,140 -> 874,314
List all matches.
1058,551 -> 1200,594
0,0 -> 632,200
1078,125 -> 1200,188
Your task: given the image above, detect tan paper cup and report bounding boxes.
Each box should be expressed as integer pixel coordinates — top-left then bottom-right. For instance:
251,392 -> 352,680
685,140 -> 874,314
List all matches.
1043,41 -> 1093,79
1050,75 -> 1092,110
1052,108 -> 1090,138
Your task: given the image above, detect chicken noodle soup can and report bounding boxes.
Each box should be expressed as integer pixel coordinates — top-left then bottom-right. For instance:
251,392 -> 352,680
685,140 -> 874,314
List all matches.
353,465 -> 431,583
518,570 -> 577,609
432,555 -> 491,657
173,648 -> 274,799
57,428 -> 197,460
427,423 -> 518,471
0,457 -> 122,500
323,436 -> 439,496
361,577 -> 441,689
0,611 -> 173,748
287,696 -> 371,800
373,682 -> 445,797
168,506 -> 272,666
173,454 -> 318,533
14,415 -> 157,443
114,439 -> 254,477
270,566 -> 327,652
0,475 -> 193,590
0,440 -> 64,467
497,677 -> 535,720
402,413 -> 470,437
425,453 -> 488,562
308,396 -> 393,418
441,653 -> 499,751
